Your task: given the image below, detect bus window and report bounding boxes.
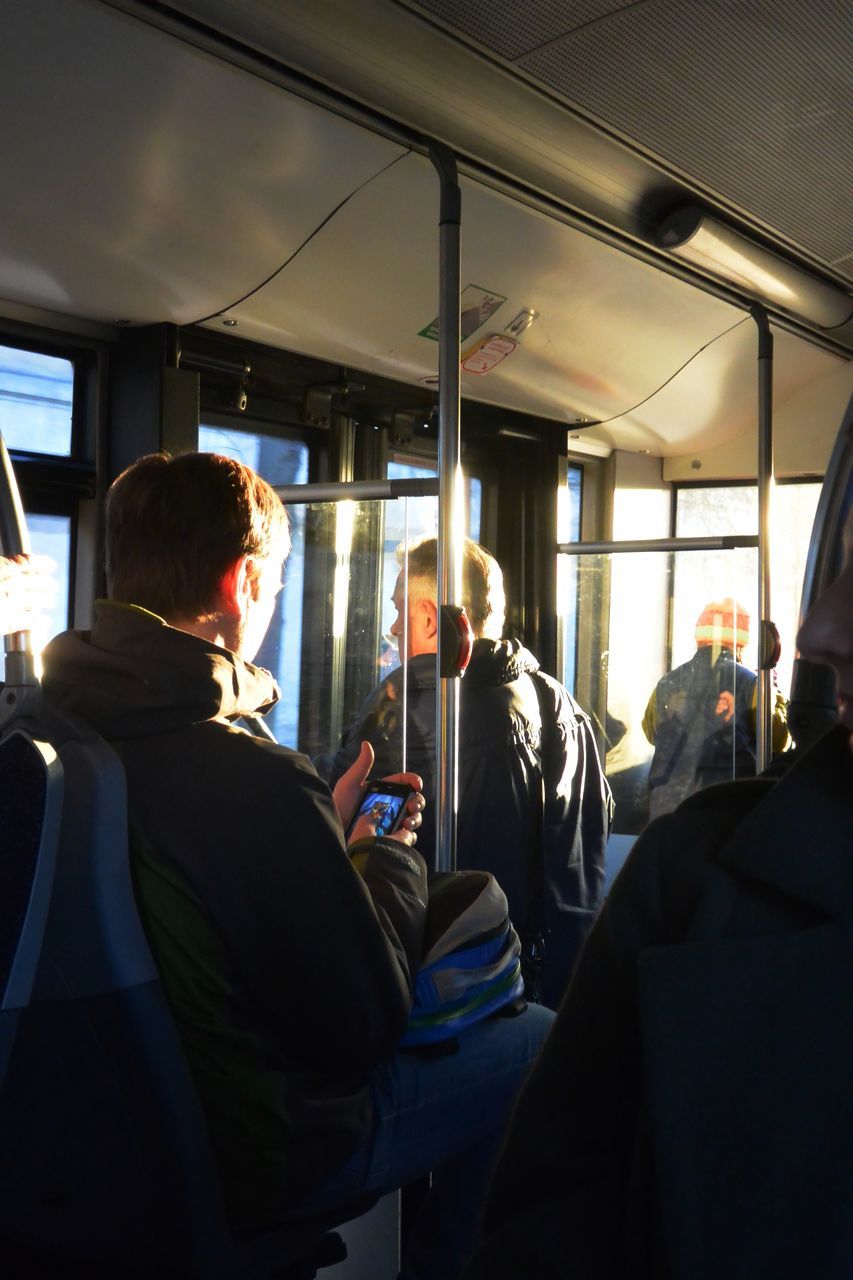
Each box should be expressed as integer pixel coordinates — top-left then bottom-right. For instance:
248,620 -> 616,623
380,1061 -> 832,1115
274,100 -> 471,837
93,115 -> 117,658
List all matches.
0,343 -> 74,457
675,481 -> 822,700
0,341 -> 79,679
0,512 -> 71,682
561,543 -> 766,838
199,423 -> 309,747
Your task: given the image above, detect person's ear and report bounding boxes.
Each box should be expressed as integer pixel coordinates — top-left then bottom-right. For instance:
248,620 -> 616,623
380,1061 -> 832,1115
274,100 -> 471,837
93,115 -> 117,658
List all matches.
422,598 -> 438,640
218,556 -> 252,616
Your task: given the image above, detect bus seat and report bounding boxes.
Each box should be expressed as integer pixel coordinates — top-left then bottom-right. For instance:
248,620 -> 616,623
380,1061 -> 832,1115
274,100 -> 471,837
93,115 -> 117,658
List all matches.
0,726 -> 62,1080
0,430 -> 64,1081
0,706 -> 372,1278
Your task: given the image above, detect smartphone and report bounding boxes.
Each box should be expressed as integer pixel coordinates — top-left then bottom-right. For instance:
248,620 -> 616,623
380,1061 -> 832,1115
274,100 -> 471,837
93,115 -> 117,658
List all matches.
346,780 -> 414,839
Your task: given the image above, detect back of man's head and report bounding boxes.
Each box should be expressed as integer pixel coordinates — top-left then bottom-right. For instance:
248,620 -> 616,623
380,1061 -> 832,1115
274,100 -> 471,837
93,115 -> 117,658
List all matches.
106,452 -> 289,622
400,536 -> 506,639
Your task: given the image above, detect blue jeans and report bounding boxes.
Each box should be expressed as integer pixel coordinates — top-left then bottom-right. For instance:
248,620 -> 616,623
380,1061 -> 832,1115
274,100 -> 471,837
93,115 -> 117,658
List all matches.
307,1002 -> 554,1279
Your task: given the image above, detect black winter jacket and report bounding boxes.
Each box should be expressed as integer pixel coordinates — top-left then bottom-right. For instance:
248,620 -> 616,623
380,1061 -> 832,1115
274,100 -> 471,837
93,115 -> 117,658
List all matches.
318,640 -> 612,1007
465,725 -> 853,1280
42,602 -> 428,1228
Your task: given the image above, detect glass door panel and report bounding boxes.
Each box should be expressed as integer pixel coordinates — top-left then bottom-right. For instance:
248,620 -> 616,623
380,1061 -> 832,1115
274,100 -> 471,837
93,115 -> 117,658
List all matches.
291,494 -> 438,764
559,545 -> 776,849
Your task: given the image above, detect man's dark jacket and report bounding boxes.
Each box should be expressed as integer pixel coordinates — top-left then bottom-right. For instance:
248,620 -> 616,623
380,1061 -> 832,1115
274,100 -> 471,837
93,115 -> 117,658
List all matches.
464,724 -> 853,1280
41,602 -> 428,1229
318,639 -> 612,1007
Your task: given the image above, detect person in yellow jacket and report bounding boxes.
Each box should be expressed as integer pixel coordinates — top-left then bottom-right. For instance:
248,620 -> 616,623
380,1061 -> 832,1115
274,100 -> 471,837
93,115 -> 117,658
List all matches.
642,598 -> 788,820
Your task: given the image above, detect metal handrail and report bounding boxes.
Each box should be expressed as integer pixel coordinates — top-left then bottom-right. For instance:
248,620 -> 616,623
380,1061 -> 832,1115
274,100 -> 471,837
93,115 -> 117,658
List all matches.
275,478 -> 439,504
557,535 -> 759,555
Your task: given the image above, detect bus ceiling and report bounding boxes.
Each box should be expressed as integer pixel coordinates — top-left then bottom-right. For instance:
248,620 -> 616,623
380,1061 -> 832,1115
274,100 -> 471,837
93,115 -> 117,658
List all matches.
1,0 -> 850,464
113,0 -> 851,303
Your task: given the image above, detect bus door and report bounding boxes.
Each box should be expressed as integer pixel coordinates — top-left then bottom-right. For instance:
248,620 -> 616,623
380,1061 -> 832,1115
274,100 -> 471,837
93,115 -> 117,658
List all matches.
560,480 -> 822,885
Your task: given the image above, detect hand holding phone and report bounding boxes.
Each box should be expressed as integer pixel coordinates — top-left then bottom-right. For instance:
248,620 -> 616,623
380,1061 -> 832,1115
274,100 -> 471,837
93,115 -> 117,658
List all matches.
346,780 -> 415,841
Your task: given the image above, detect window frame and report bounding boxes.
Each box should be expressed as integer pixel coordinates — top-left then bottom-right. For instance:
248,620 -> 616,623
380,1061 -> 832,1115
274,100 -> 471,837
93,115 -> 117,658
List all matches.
0,322 -> 105,637
0,330 -> 96,465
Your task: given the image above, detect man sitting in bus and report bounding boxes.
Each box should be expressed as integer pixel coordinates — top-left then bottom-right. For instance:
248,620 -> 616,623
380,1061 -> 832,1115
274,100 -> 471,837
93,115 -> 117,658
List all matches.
41,452 -> 553,1280
317,536 -> 613,1008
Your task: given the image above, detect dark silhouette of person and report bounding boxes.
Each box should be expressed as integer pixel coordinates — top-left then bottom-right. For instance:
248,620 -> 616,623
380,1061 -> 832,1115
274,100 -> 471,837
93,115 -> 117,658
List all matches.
642,597 -> 787,820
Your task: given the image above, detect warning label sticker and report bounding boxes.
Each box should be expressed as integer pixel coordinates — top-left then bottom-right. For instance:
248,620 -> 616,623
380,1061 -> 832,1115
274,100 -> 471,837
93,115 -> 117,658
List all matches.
419,284 -> 506,342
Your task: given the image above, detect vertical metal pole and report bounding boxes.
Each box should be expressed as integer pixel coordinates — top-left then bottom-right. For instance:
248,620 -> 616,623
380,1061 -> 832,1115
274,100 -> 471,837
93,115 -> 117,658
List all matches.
327,409 -> 356,748
430,144 -> 462,873
751,304 -> 773,772
402,498 -> 409,775
0,437 -> 38,701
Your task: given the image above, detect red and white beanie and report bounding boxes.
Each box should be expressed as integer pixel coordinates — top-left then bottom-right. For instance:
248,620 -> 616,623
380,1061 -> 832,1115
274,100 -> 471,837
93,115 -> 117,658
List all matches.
695,597 -> 750,650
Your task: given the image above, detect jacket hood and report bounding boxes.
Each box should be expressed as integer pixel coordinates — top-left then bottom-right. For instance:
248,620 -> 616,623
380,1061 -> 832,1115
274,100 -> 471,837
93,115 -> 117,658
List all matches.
42,601 -> 279,740
464,638 -> 540,689
390,638 -> 540,693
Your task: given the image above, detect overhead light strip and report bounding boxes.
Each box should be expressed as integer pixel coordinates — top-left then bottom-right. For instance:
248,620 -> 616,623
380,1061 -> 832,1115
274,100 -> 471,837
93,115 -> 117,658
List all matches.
656,206 -> 852,330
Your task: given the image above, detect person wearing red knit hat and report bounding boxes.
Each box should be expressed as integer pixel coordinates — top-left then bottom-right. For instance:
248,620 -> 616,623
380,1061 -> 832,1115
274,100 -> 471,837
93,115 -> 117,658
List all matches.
641,596 -> 788,820
693,597 -> 751,655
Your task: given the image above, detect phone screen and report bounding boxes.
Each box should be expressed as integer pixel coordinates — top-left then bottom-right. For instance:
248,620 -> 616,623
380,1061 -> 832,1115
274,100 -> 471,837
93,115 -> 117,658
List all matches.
350,787 -> 408,838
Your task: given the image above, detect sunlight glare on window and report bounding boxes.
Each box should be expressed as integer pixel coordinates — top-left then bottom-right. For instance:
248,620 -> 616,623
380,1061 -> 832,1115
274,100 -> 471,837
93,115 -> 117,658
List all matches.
674,481 -> 820,700
612,486 -> 669,540
0,512 -> 71,682
333,501 -> 356,638
558,463 -> 582,691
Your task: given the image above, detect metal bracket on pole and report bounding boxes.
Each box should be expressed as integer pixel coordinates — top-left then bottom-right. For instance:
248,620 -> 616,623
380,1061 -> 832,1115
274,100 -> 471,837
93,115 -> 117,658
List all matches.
429,142 -> 462,873
750,304 -> 774,772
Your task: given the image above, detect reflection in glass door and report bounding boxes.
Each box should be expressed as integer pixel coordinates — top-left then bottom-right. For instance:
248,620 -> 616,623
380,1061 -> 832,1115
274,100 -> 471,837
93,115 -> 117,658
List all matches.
557,542 -> 788,846
383,460 -> 481,677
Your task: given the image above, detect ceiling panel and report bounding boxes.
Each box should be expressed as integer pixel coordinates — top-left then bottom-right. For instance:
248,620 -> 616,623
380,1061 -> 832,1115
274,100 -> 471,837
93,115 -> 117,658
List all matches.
205,149 -> 841,452
0,0 -> 406,324
206,151 -> 742,425
585,322 -> 842,455
408,0 -> 628,62
409,0 -> 852,280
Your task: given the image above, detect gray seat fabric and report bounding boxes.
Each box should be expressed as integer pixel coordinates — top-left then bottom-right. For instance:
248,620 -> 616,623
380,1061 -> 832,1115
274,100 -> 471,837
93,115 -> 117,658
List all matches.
0,727 -> 62,1079
0,708 -> 365,1277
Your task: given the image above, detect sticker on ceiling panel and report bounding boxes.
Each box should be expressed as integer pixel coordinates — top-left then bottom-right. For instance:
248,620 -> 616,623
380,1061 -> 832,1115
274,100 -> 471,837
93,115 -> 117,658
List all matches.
418,284 -> 506,342
461,334 -> 518,375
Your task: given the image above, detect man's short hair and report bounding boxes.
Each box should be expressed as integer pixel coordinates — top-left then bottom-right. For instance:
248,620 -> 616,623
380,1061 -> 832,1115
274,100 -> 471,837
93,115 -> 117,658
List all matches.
106,452 -> 290,621
398,536 -> 505,639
